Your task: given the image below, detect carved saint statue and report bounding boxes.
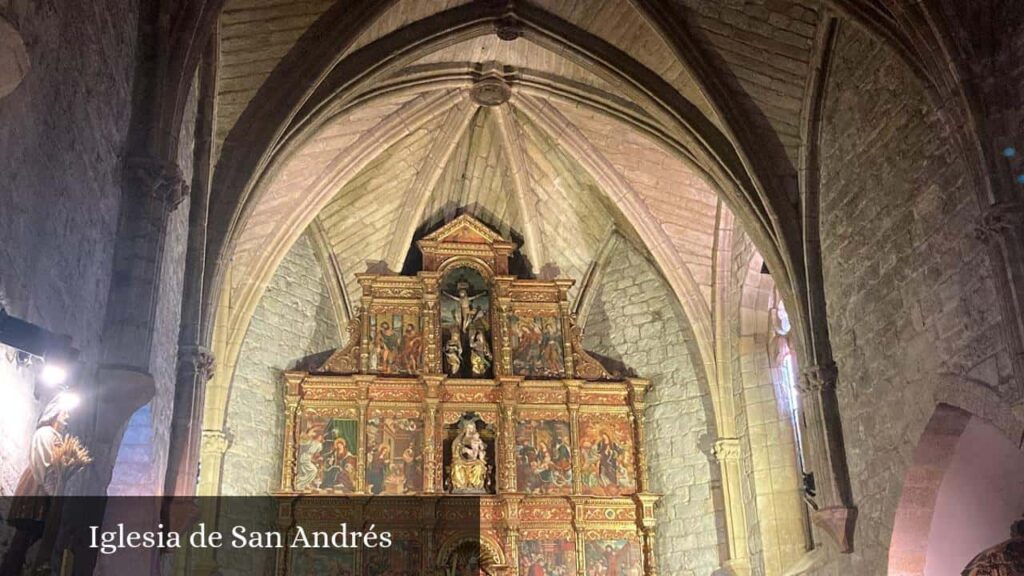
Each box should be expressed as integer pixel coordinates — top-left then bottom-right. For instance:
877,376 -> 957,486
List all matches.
1,393 -> 91,576
469,329 -> 492,377
449,420 -> 488,493
444,336 -> 463,376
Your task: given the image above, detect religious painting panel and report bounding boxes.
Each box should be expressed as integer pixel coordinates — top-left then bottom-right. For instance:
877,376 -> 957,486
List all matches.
294,410 -> 359,493
509,309 -> 564,378
579,412 -> 636,496
584,538 -> 642,576
368,307 -> 424,375
440,266 -> 492,378
518,535 -> 576,576
365,409 -> 424,495
515,417 -> 572,494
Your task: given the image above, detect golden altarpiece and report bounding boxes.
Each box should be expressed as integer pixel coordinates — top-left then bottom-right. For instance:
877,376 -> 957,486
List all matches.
276,216 -> 659,575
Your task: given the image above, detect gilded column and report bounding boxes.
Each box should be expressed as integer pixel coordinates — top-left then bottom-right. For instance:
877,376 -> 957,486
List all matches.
493,276 -> 514,376
423,375 -> 443,493
420,272 -> 442,374
641,526 -> 658,576
280,372 -> 304,492
355,375 -> 373,493
627,379 -> 650,492
565,380 -> 583,494
633,493 -> 659,576
357,276 -> 374,373
571,497 -> 585,576
504,496 -> 522,571
555,279 -> 575,376
498,377 -> 519,492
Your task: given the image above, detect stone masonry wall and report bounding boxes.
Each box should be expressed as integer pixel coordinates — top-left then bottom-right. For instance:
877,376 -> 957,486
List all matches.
221,230 -> 342,496
0,0 -> 140,497
814,25 -> 1009,574
583,239 -> 724,575
108,78 -> 199,496
216,231 -> 340,576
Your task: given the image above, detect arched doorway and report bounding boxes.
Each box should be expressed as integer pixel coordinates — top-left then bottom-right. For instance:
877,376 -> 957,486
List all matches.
889,404 -> 1024,575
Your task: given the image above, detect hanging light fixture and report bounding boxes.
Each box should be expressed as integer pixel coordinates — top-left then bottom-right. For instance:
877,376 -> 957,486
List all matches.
0,307 -> 79,393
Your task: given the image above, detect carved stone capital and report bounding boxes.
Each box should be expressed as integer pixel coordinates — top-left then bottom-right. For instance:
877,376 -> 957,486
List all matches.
123,155 -> 189,208
974,201 -> 1024,244
812,506 -> 858,553
712,437 -> 741,462
800,361 -> 838,393
200,429 -> 231,457
179,345 -> 215,382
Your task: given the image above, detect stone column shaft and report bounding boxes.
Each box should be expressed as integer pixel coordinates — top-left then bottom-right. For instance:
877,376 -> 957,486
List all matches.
713,437 -> 749,576
800,362 -> 857,552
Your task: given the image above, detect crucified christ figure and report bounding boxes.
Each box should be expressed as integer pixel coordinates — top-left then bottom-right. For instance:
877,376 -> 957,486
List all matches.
443,284 -> 485,335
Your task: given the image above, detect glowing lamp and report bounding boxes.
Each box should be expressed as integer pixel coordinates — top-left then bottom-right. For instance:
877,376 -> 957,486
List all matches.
39,364 -> 68,387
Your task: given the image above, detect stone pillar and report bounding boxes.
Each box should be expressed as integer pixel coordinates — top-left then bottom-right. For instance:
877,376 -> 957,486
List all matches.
975,201 -> 1024,402
713,437 -> 750,576
191,430 -> 230,576
165,43 -> 217,498
165,346 -> 214,495
196,430 -> 231,502
86,157 -> 187,496
800,362 -> 857,552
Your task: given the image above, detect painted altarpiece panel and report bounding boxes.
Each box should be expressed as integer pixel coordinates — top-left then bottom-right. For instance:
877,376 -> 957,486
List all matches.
518,532 -> 576,576
515,416 -> 572,494
584,537 -> 643,576
366,409 -> 424,495
368,307 -> 423,375
509,308 -> 565,379
274,216 -> 658,575
579,412 -> 636,496
294,409 -> 359,493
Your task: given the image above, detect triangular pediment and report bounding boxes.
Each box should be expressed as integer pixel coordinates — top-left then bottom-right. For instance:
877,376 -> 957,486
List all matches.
419,214 -> 510,246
